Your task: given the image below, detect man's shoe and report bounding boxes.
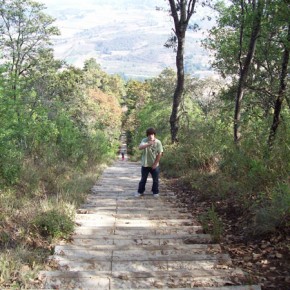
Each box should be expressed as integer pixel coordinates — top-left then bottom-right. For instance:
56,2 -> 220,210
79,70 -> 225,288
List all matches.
134,192 -> 142,197
153,193 -> 159,198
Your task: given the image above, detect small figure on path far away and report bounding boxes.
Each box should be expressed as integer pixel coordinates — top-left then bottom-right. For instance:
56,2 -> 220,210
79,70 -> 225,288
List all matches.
121,149 -> 125,160
135,127 -> 163,198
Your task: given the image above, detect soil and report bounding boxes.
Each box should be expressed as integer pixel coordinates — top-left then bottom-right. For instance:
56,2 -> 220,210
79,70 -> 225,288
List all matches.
166,178 -> 290,290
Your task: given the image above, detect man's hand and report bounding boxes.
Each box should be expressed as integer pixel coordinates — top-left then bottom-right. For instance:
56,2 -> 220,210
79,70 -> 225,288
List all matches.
152,152 -> 162,169
139,140 -> 155,150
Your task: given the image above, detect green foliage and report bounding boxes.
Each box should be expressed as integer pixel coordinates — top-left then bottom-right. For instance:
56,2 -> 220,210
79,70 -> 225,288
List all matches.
252,184 -> 290,235
0,144 -> 23,186
160,143 -> 186,178
0,4 -> 121,290
0,231 -> 10,247
199,205 -> 224,243
32,209 -> 74,239
146,68 -> 176,105
205,0 -> 289,143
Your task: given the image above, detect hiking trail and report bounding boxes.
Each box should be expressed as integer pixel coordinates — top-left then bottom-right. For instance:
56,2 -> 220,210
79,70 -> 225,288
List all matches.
39,137 -> 261,290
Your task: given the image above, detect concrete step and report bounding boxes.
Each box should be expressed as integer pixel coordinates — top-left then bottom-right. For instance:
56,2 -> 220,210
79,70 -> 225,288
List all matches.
72,234 -> 212,245
54,243 -> 222,252
72,226 -> 204,236
40,270 -> 260,289
51,247 -> 230,262
48,258 -> 232,273
75,215 -> 197,226
69,234 -> 213,246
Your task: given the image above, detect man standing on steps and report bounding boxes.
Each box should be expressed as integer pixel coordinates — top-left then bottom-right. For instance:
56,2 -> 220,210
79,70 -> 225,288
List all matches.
135,127 -> 163,198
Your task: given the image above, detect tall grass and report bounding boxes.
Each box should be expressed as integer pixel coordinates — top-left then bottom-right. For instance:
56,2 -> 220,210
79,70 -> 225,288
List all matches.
0,154 -> 110,288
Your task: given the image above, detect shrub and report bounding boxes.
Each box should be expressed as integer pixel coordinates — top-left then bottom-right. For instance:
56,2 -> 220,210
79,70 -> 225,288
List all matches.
32,209 -> 74,239
199,205 -> 224,242
252,183 -> 290,235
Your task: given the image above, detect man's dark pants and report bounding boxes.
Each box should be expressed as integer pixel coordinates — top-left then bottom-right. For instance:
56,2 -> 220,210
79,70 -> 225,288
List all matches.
138,166 -> 160,195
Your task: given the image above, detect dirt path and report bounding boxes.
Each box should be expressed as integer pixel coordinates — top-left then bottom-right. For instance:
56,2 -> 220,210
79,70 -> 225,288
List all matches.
39,156 -> 261,289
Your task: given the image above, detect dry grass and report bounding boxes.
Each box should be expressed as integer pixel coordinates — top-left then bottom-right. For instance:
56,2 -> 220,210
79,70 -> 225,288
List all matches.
0,158 -> 106,288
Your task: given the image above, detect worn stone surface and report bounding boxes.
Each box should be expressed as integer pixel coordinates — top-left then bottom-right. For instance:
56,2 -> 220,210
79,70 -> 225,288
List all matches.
39,158 -> 261,290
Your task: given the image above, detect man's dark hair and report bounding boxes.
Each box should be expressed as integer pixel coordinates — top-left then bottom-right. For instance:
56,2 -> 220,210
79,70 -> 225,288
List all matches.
146,127 -> 156,136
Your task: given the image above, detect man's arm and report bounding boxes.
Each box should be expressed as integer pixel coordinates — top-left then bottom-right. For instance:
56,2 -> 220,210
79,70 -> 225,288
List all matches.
152,152 -> 162,169
139,140 -> 155,150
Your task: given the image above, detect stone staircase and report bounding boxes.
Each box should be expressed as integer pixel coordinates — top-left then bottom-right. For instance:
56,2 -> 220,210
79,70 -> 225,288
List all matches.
39,160 -> 261,290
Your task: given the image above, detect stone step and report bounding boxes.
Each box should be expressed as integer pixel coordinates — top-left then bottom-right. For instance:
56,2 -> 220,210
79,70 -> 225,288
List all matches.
52,246 -> 225,261
40,270 -> 260,290
78,203 -> 188,211
70,234 -> 213,245
49,257 -> 231,272
73,226 -> 203,236
50,244 -> 231,264
115,209 -> 191,216
52,261 -> 224,272
76,211 -> 195,220
74,223 -> 202,231
54,243 -> 222,252
113,214 -> 195,220
74,214 -> 202,227
77,207 -> 193,218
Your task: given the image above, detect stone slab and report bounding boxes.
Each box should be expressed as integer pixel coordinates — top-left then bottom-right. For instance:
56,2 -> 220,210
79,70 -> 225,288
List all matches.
54,243 -> 221,252
40,270 -> 259,290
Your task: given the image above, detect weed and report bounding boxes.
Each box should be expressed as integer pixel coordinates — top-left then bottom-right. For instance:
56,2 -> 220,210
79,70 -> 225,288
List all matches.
199,204 -> 224,242
0,231 -> 10,247
0,247 -> 44,289
32,209 -> 74,239
252,183 -> 290,235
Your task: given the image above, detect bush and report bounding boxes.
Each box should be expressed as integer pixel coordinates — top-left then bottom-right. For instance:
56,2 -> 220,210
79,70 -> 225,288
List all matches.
199,205 -> 224,242
252,183 -> 290,235
32,209 -> 74,239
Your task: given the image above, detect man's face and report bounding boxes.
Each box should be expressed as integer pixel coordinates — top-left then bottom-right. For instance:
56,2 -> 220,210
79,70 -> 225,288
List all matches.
148,133 -> 155,141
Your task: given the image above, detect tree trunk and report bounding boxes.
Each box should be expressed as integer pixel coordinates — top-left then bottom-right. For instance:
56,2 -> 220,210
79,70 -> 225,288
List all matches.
234,0 -> 263,143
268,23 -> 290,148
170,33 -> 185,143
167,0 -> 196,143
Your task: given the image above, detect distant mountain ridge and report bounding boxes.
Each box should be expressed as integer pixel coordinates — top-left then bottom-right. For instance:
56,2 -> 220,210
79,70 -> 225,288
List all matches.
43,0 -> 214,79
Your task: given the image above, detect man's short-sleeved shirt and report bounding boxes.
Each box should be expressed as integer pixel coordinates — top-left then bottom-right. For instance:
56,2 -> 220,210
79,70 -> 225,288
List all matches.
140,137 -> 163,167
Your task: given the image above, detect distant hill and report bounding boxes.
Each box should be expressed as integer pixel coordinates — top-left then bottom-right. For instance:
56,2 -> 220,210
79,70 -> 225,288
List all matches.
43,0 -> 215,79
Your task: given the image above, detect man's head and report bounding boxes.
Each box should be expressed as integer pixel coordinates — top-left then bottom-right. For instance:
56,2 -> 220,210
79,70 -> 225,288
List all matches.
146,127 -> 156,137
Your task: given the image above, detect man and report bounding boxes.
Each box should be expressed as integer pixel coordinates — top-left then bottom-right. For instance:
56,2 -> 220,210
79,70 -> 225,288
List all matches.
135,127 -> 163,197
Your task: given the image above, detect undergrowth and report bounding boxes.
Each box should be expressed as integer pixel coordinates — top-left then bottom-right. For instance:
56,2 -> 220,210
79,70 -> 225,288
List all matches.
199,204 -> 224,242
0,158 -> 106,289
161,126 -> 290,238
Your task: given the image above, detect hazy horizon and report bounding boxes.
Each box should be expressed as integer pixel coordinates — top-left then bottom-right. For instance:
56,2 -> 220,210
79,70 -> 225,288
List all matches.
37,0 -> 215,78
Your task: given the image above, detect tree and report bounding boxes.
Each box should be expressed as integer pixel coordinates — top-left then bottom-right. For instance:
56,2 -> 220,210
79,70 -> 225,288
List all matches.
83,58 -> 104,89
147,68 -> 176,105
268,22 -> 290,147
124,79 -> 150,113
0,0 -> 60,158
167,0 -> 197,143
233,0 -> 264,143
0,0 -> 59,83
205,0 -> 290,148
